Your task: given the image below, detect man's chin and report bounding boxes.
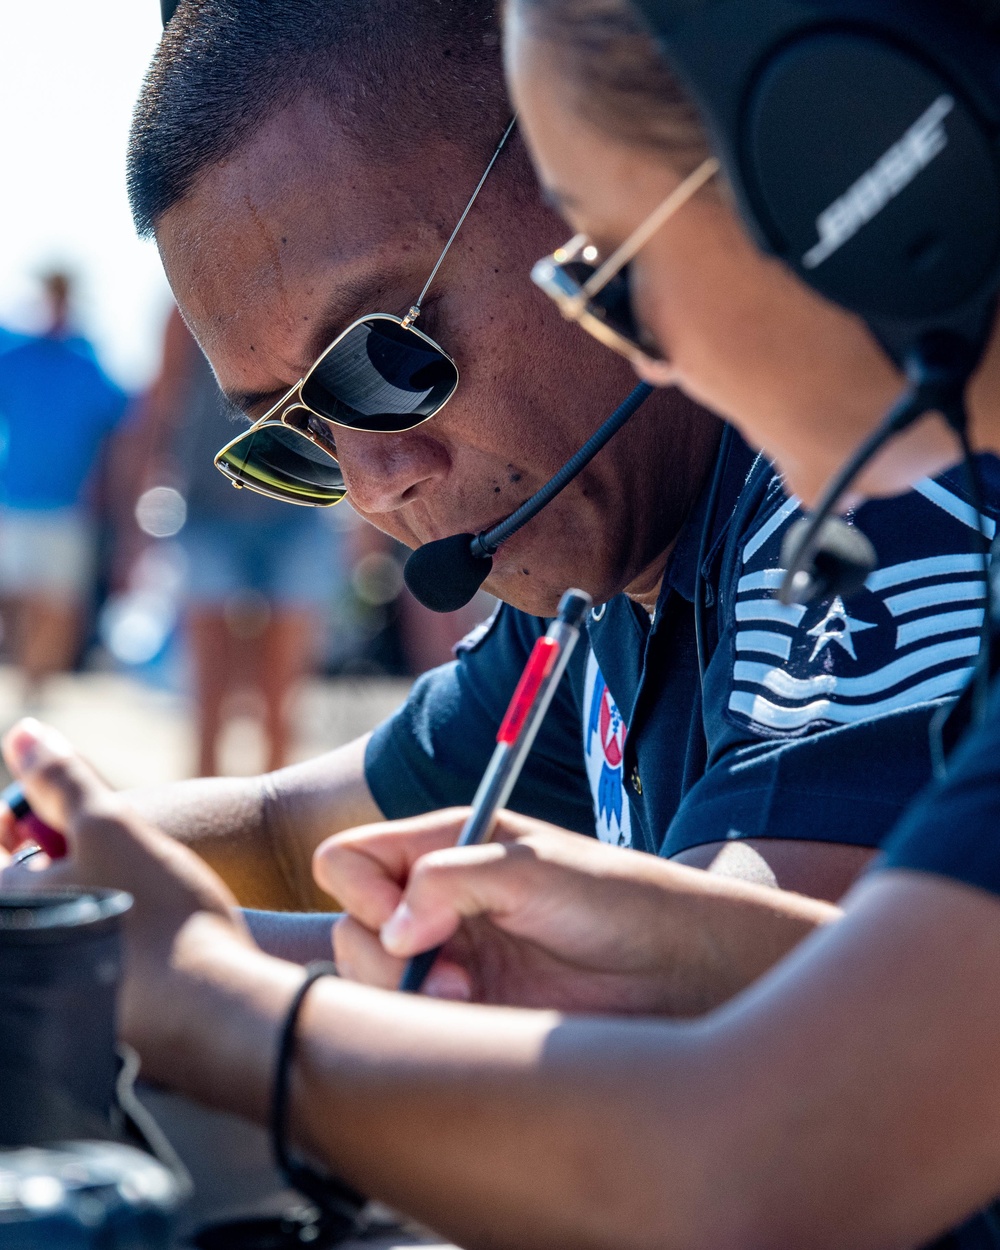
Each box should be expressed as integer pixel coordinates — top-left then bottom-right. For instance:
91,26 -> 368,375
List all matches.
484,551 -> 609,619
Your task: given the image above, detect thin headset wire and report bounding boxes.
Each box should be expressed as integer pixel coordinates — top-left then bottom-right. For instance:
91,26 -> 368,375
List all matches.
694,423 -> 735,684
778,383 -> 931,605
408,116 -> 518,319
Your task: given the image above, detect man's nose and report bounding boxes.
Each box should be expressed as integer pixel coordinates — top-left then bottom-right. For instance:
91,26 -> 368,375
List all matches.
333,427 -> 452,515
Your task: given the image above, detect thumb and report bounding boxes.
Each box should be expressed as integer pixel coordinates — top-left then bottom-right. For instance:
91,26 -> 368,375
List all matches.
2,719 -> 112,835
379,841 -> 523,958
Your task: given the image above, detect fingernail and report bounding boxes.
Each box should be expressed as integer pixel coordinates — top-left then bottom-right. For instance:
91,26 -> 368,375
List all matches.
380,903 -> 416,954
424,965 -> 472,1002
4,720 -> 72,773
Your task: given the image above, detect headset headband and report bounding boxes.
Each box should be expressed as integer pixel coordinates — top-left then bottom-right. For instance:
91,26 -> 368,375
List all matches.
631,0 -> 1000,364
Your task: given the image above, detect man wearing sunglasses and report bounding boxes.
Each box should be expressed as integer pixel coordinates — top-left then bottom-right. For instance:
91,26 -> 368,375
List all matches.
108,0 -> 1000,989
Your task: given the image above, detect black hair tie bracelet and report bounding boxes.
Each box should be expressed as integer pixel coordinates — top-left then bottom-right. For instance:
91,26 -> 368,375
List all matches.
271,961 -> 368,1241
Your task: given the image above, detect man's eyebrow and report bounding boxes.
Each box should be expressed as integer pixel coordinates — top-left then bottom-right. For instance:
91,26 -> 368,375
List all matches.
221,384 -> 287,416
301,272 -> 391,360
221,272 -> 391,416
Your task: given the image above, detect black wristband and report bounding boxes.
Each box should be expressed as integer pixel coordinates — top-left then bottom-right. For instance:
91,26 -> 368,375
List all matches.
271,961 -> 367,1230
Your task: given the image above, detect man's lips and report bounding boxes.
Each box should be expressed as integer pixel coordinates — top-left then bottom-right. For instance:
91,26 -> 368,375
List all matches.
417,499 -> 535,549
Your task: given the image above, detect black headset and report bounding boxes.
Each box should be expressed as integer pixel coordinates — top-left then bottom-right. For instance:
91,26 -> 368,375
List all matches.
630,0 -> 1000,367
633,0 -> 1000,726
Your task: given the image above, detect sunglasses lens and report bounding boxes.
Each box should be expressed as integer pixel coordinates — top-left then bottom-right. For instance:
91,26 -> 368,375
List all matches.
302,319 -> 458,433
216,423 -> 346,506
559,261 -> 647,350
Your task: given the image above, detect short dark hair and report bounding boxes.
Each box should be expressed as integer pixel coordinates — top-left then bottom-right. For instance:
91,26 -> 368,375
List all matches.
511,0 -> 1000,159
128,0 -> 507,237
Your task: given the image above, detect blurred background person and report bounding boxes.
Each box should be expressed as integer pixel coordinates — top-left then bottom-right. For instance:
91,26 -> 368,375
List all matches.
138,308 -> 336,775
0,270 -> 129,710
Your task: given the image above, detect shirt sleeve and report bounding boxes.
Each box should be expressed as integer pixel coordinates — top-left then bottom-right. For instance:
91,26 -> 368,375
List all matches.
879,684 -> 1000,896
662,702 -> 939,854
364,604 -> 596,834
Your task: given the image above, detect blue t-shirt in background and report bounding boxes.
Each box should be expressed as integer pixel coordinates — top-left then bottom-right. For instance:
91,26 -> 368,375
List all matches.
0,334 -> 128,510
0,327 -> 27,357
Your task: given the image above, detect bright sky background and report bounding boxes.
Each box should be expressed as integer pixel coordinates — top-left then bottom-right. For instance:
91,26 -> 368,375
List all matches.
0,0 -> 171,391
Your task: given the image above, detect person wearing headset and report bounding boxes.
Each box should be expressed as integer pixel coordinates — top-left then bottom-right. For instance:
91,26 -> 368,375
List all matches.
51,0 -> 1000,996
6,3 -> 1000,1248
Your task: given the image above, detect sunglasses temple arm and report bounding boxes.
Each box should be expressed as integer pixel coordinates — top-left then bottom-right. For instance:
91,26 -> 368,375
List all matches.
405,116 -> 518,323
578,157 -> 720,303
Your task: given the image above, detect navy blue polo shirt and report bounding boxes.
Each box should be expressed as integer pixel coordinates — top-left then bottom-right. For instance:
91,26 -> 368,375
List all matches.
366,437 -> 1000,857
882,680 -> 1000,898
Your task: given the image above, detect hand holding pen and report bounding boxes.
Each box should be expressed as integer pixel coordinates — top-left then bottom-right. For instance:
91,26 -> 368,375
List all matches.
398,587 -> 592,994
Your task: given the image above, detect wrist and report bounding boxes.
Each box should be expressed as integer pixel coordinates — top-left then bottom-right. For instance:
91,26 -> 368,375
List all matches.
132,914 -> 303,1124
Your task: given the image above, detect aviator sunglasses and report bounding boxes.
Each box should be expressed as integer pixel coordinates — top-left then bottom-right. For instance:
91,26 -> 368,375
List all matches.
215,118 -> 517,507
531,156 -> 719,367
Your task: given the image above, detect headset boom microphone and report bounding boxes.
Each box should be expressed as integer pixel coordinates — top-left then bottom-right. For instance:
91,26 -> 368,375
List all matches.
403,382 -> 654,612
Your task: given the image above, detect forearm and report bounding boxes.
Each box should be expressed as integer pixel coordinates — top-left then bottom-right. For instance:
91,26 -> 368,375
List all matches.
129,736 -> 380,910
639,859 -> 841,1014
152,928 -> 711,1250
128,774 -> 276,906
141,875 -> 1000,1250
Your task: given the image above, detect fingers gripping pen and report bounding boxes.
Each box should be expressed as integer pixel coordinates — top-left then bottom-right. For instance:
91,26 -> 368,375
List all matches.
398,587 -> 593,994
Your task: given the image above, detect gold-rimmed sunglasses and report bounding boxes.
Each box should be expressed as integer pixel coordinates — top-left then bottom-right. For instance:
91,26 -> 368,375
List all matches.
531,156 -> 719,366
215,117 -> 518,507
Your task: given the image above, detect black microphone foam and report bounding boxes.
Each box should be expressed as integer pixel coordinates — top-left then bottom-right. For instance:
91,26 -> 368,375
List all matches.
780,516 -> 878,605
403,533 -> 493,613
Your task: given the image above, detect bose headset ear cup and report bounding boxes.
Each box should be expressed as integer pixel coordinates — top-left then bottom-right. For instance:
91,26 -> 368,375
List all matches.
628,0 -> 999,625
746,35 -> 1000,328
631,0 -> 1000,362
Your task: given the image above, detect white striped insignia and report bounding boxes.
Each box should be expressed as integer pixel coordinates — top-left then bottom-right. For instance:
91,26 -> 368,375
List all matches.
727,477 -> 992,737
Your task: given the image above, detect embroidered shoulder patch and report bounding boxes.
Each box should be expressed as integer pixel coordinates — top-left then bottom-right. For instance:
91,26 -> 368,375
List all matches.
728,480 -> 992,736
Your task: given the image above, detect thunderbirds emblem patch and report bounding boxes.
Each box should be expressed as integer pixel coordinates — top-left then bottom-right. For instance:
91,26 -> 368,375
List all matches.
728,478 -> 993,736
583,651 -> 632,846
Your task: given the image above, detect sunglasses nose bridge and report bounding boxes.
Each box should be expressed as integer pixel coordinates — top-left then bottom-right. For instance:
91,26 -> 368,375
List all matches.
282,403 -> 340,460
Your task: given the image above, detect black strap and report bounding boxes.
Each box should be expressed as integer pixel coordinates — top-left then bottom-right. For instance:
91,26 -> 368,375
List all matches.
271,962 -> 368,1234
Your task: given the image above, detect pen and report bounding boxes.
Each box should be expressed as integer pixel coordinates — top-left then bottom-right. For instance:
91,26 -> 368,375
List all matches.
398,587 -> 592,994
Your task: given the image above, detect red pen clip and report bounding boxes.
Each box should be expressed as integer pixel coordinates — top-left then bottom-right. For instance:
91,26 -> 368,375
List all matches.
496,636 -> 560,746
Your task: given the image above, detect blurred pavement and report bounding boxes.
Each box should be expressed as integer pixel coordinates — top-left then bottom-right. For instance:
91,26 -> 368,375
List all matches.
0,666 -> 413,788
